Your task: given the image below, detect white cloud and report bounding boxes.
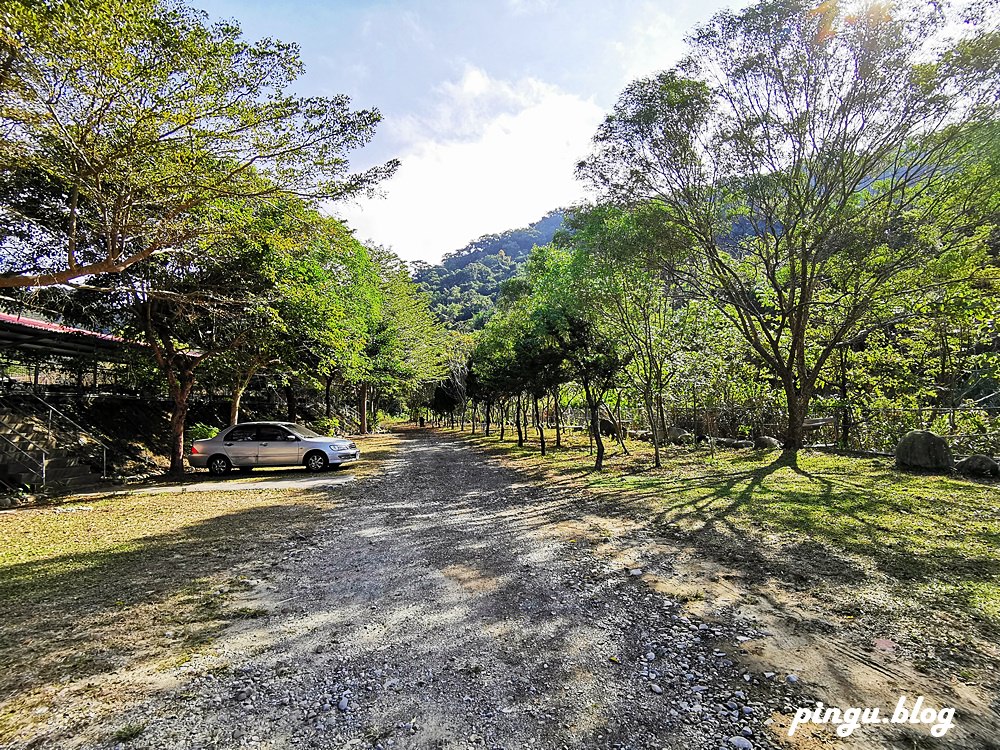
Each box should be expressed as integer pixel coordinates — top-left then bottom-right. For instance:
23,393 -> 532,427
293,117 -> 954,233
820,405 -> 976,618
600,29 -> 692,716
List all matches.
333,67 -> 604,264
609,1 -> 687,84
388,66 -> 559,143
505,0 -> 555,15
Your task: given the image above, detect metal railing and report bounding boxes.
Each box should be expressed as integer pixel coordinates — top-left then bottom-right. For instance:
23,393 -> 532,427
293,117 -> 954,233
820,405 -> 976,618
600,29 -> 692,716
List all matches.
30,392 -> 109,478
0,393 -> 110,479
0,419 -> 47,486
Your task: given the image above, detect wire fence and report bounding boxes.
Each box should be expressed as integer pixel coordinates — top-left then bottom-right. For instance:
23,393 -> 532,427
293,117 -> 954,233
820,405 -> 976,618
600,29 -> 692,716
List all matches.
0,356 -> 142,395
641,404 -> 1000,456
505,399 -> 1000,457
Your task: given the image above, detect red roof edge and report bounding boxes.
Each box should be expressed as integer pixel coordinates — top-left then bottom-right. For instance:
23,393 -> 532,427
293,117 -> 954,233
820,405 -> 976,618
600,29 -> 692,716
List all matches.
0,312 -> 122,343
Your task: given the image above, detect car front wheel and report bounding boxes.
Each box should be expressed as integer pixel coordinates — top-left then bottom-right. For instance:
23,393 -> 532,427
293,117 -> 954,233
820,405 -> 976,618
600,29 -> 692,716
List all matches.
208,455 -> 231,477
305,451 -> 329,472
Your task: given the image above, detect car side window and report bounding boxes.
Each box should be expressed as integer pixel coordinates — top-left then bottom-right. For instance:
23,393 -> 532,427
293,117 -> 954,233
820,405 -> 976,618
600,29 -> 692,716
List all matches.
258,425 -> 293,442
225,426 -> 258,442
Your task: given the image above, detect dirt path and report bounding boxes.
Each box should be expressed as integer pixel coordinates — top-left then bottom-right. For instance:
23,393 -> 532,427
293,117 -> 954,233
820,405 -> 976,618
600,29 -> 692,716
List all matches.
79,428 -> 791,750
45,427 -> 984,750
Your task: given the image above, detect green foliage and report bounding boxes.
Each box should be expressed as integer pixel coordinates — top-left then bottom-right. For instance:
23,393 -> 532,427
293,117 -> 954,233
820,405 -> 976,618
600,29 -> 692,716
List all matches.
359,247 -> 452,400
309,416 -> 340,437
413,211 -> 564,329
577,0 -> 1000,448
110,723 -> 146,743
0,0 -> 397,288
187,424 -> 219,442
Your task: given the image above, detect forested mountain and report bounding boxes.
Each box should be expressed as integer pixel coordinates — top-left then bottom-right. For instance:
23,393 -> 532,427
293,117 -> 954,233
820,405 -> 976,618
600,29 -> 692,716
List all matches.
412,210 -> 564,329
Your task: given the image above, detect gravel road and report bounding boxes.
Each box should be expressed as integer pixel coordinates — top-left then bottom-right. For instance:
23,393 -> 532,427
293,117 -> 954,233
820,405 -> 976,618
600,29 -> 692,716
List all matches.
114,428 -> 802,750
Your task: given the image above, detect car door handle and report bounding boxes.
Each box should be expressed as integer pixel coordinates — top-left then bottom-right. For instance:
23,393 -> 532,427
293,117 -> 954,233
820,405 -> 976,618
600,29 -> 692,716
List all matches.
260,442 -> 269,446
225,442 -> 234,446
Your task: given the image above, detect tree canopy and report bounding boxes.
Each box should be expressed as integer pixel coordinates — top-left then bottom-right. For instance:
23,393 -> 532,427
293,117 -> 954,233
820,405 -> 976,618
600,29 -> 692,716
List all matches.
577,0 -> 1000,449
0,0 -> 397,288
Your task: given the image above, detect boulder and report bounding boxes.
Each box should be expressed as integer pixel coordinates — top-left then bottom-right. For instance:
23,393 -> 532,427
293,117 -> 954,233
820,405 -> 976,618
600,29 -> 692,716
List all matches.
955,454 -> 999,478
666,426 -> 692,444
734,440 -> 754,449
895,430 -> 953,472
754,436 -> 783,450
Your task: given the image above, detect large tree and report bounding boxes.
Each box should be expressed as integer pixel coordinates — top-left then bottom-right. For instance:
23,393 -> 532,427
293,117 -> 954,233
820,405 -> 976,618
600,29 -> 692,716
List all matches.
0,0 -> 396,288
579,0 -> 999,450
560,203 -> 693,466
352,248 -> 450,433
204,208 -> 379,426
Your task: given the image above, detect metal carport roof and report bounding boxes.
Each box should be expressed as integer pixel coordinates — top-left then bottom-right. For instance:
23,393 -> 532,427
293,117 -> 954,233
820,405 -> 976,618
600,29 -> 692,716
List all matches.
0,312 -> 135,359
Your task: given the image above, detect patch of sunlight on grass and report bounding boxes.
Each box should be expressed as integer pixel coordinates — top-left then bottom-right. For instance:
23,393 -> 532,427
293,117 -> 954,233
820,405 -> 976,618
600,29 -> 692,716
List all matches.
443,426 -> 1000,629
0,432 -> 400,744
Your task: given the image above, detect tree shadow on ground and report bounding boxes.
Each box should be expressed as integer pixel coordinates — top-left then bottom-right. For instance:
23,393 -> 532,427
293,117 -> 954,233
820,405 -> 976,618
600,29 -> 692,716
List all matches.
0,490 -> 338,725
62,430 -> 800,750
455,427 -> 1000,632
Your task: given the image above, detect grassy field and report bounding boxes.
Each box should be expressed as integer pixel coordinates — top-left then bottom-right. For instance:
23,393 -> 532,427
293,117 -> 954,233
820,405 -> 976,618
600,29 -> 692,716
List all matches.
443,426 -> 1000,682
0,433 -> 396,744
4,424 -> 997,743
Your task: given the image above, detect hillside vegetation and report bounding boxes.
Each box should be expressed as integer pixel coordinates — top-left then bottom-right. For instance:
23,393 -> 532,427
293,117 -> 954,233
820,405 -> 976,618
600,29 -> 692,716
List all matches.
412,210 -> 563,329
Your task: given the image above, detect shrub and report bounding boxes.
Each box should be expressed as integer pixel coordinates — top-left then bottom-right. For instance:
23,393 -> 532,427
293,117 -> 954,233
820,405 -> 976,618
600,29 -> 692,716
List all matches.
187,423 -> 219,442
310,416 -> 340,436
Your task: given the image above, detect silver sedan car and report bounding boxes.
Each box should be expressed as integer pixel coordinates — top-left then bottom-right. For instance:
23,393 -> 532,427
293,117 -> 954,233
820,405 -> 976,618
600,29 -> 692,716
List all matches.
189,422 -> 360,476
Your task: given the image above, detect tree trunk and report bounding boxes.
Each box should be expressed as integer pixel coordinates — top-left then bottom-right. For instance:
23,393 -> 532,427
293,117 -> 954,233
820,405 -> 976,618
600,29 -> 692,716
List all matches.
515,395 -> 524,447
613,390 -> 629,455
522,397 -> 529,443
229,383 -> 245,426
499,403 -> 506,441
534,395 -> 546,456
783,382 -> 811,452
584,382 -> 605,470
229,369 -> 256,426
588,409 -> 593,455
168,370 -> 196,476
552,387 -> 561,449
358,383 -> 369,434
645,394 -> 661,468
656,393 -> 667,448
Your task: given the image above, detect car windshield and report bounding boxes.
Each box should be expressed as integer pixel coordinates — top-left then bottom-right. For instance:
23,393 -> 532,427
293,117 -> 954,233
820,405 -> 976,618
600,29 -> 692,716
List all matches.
285,423 -> 321,438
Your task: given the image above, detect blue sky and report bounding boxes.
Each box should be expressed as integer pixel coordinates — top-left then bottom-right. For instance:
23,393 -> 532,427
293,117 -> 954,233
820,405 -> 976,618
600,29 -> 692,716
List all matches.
195,0 -> 744,262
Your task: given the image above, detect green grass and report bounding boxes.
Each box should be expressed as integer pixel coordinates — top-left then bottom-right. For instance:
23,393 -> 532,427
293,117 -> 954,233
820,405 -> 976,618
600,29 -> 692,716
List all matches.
444,427 -> 1000,676
110,722 -> 147,743
0,433 -> 397,745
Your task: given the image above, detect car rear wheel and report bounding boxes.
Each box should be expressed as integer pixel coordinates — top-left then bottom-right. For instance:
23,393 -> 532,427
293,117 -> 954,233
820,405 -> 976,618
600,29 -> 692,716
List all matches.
208,455 -> 231,476
305,451 -> 328,472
